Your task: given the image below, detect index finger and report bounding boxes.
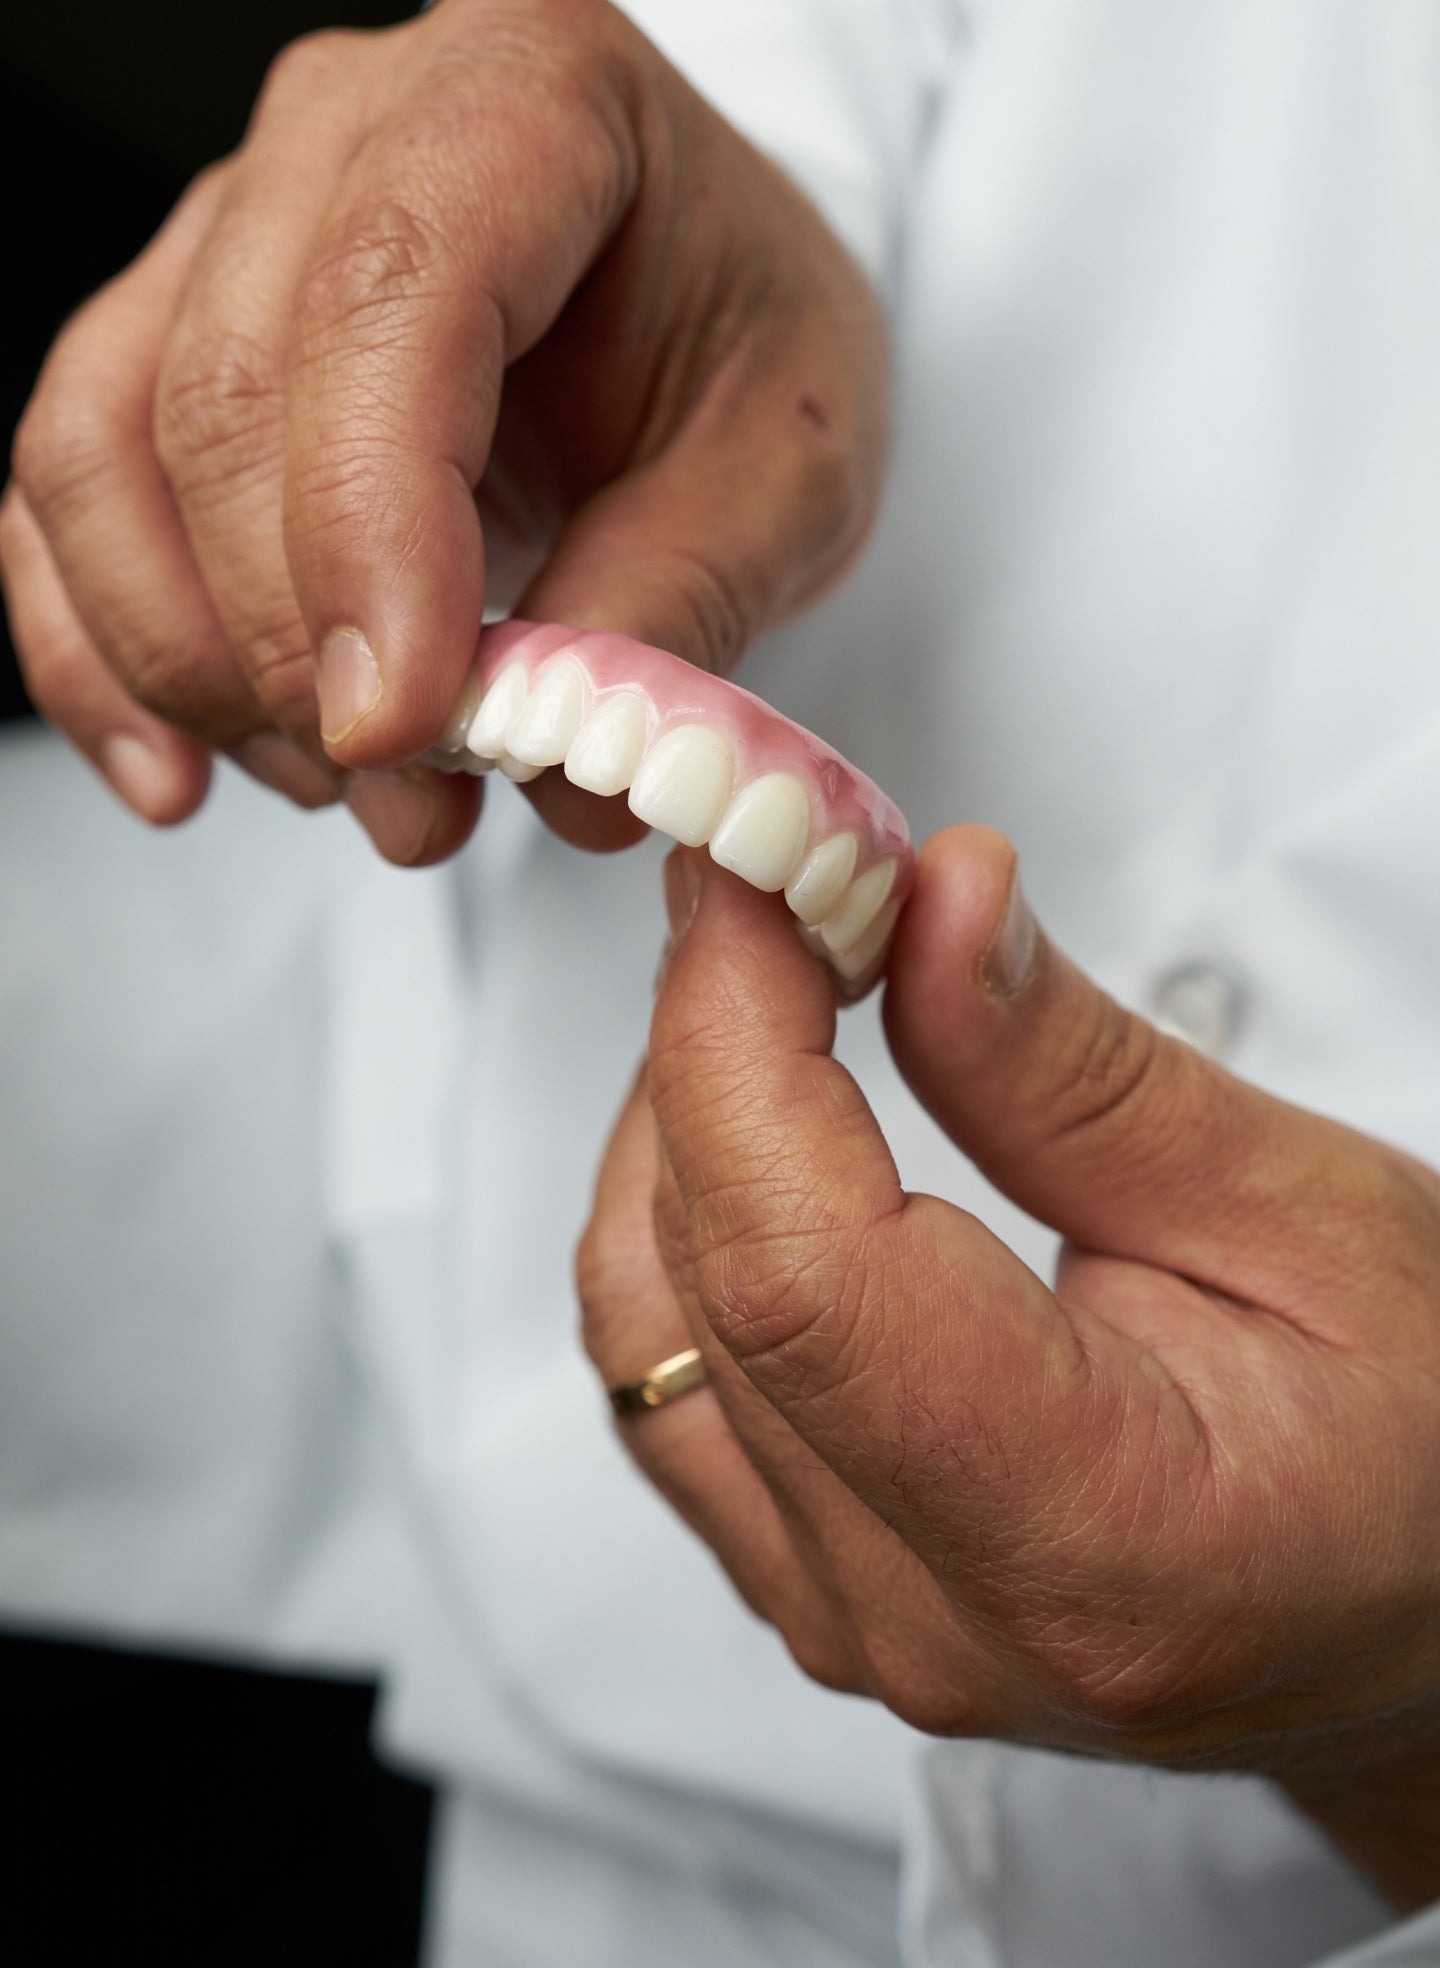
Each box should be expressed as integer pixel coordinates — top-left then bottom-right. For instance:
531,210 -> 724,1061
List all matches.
283,16 -> 643,766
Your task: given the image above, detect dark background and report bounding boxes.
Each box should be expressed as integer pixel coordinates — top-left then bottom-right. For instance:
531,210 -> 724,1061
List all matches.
2,7 -> 437,1961
0,0 -> 412,722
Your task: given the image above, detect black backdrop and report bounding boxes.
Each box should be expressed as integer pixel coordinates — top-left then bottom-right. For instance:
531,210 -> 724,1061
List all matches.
2,7 -> 438,1962
0,0 -> 414,721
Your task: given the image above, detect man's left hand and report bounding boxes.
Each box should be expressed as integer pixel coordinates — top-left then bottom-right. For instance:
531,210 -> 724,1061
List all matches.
579,829 -> 1440,1909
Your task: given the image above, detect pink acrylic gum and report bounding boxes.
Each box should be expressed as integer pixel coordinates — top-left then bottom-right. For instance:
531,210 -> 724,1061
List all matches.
424,620 -> 914,994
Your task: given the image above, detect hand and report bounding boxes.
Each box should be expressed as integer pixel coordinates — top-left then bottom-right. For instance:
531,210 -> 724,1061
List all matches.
579,831 -> 1440,1909
1,0 -> 886,861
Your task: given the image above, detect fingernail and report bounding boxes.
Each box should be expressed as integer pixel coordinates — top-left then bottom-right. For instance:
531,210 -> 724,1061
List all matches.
663,848 -> 704,940
344,768 -> 437,864
233,733 -> 339,808
982,865 -> 1040,998
99,733 -> 178,822
318,627 -> 381,744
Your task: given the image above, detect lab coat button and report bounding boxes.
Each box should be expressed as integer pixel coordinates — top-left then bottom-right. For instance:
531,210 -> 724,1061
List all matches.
1148,963 -> 1245,1060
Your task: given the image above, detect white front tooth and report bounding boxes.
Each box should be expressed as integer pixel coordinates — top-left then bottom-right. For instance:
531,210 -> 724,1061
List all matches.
627,724 -> 733,846
499,752 -> 544,782
505,656 -> 586,767
437,667 -> 487,753
564,691 -> 649,796
820,857 -> 898,955
459,751 -> 496,776
827,897 -> 901,983
709,773 -> 811,892
784,833 -> 858,924
467,663 -> 529,759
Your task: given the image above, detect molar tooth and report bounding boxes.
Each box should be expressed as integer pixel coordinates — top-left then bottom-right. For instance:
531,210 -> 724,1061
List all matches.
437,667 -> 487,753
498,752 -> 544,783
784,833 -> 858,925
820,858 -> 898,955
564,690 -> 649,796
709,773 -> 811,892
505,656 -> 586,767
627,724 -> 733,847
827,897 -> 901,983
466,662 -> 529,759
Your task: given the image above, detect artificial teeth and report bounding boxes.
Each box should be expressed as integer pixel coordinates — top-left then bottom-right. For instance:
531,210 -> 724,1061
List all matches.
498,753 -> 544,783
819,858 -> 898,955
627,724 -> 734,847
505,656 -> 586,768
828,898 -> 901,983
564,690 -> 650,797
709,773 -> 812,892
467,663 -> 529,759
784,833 -> 858,925
436,667 -> 487,753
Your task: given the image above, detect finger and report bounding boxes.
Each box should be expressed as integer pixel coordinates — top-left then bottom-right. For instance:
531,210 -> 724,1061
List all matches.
342,764 -> 483,869
881,826 -> 1415,1327
579,1073 -> 864,1684
515,140 -> 888,850
0,486 -> 211,822
152,32 -> 379,751
646,849 -> 1092,1569
11,165 -> 265,752
284,29 -> 643,769
648,1110 -> 1013,1728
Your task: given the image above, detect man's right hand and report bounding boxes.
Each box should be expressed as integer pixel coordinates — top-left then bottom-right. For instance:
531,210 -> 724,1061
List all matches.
1,0 -> 888,862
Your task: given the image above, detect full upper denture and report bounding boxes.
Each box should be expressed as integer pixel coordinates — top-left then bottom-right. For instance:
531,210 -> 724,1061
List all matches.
423,621 -> 914,995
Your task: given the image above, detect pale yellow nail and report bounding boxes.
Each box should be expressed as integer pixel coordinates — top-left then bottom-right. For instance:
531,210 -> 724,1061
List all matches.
318,628 -> 381,744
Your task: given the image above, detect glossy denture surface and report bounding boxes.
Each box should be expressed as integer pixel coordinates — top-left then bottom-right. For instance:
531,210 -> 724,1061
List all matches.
426,621 -> 913,983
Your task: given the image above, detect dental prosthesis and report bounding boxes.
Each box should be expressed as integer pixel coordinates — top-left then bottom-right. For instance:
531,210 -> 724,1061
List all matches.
423,621 -> 914,995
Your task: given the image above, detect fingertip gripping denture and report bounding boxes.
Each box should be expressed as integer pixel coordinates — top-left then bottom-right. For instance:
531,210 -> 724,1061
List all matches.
423,621 -> 913,996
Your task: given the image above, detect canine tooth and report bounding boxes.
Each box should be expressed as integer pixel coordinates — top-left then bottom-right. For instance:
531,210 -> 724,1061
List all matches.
498,752 -> 544,783
564,690 -> 649,796
627,724 -> 733,846
820,858 -> 898,955
437,668 -> 487,753
467,663 -> 528,759
828,898 -> 901,982
784,833 -> 858,925
505,656 -> 586,767
709,773 -> 811,892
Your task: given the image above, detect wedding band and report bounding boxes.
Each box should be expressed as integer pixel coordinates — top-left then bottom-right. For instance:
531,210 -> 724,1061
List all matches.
608,1347 -> 708,1418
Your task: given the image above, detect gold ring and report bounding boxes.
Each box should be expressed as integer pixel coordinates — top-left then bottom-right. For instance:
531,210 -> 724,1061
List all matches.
608,1347 -> 708,1419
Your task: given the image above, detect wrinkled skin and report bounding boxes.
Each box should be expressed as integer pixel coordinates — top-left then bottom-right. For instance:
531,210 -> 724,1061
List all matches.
580,829 -> 1440,1910
1,0 -> 886,861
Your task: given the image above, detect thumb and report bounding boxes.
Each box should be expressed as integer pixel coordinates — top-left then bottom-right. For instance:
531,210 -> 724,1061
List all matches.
516,302 -> 884,850
882,826 -> 1384,1311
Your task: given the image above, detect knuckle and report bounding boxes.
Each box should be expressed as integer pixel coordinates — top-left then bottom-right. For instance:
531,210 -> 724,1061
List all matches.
575,1210 -> 654,1372
256,29 -> 360,114
851,1607 -> 978,1736
1046,993 -> 1168,1152
297,198 -> 450,345
121,636 -> 245,739
11,375 -> 115,520
15,628 -> 90,721
154,331 -> 282,487
781,1619 -> 863,1697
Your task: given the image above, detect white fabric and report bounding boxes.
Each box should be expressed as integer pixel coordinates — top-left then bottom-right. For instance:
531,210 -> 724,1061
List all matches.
4,0 -> 1440,1964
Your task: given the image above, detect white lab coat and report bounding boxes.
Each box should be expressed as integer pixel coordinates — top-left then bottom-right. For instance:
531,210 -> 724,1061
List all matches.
3,0 -> 1440,1961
